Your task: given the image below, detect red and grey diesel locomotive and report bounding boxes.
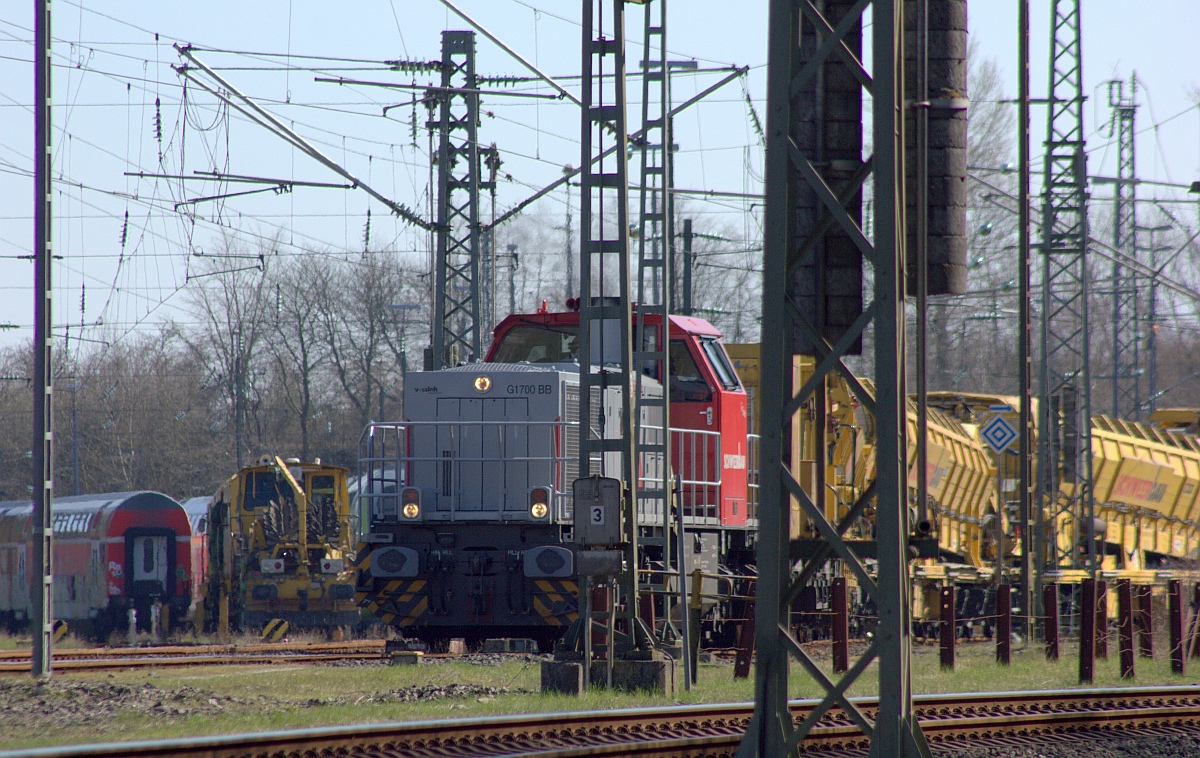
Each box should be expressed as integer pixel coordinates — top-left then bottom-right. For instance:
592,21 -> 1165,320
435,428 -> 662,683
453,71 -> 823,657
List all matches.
354,304 -> 754,651
0,491 -> 193,637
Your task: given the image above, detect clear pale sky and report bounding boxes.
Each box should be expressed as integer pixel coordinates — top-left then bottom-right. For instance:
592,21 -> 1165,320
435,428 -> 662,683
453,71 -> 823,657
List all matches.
0,1 -> 1197,350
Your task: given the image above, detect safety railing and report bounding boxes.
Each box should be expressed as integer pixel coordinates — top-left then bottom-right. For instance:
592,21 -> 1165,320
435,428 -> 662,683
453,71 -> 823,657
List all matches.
357,420 -> 582,523
675,427 -> 724,524
634,427 -> 724,526
747,433 -> 760,524
359,421 -> 734,528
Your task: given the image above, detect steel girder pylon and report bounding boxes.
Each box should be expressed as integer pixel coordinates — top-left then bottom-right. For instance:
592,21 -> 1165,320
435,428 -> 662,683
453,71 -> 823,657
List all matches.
430,31 -> 482,369
1105,75 -> 1139,419
633,0 -> 674,612
738,1 -> 930,756
577,0 -> 647,650
1035,0 -> 1096,579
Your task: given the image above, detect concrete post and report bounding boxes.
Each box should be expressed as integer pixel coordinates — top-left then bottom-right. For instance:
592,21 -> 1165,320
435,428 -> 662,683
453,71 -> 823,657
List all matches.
1118,579 -> 1134,679
832,577 -> 849,674
940,585 -> 955,670
1168,579 -> 1184,675
1079,579 -> 1095,684
996,582 -> 1011,665
1044,583 -> 1059,661
1137,584 -> 1154,659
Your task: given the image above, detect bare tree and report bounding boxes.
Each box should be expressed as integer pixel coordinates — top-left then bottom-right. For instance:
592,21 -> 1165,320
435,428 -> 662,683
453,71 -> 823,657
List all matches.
177,237 -> 276,466
317,253 -> 405,431
266,256 -> 332,460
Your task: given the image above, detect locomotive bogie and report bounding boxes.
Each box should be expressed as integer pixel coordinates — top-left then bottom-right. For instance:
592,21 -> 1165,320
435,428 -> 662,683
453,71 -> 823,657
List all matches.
358,522 -> 577,650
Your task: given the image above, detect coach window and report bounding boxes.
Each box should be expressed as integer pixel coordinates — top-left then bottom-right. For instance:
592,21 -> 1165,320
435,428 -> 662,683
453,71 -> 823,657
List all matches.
308,474 -> 339,540
669,341 -> 713,403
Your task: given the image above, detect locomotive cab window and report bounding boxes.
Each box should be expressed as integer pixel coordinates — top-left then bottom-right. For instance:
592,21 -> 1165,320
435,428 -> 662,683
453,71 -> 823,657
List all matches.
670,341 -> 713,403
491,324 -> 580,364
310,474 -> 336,497
700,337 -> 742,391
309,474 -> 337,510
244,471 -> 278,510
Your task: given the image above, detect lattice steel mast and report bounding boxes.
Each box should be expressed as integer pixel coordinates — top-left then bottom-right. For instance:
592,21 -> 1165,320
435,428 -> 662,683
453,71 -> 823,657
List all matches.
740,1 -> 930,755
430,31 -> 482,369
577,0 -> 644,648
1105,75 -> 1139,419
1035,0 -> 1095,578
633,0 -> 674,639
32,0 -> 54,681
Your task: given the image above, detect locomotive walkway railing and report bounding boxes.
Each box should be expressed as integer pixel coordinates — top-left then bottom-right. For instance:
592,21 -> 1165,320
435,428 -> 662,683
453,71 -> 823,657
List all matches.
357,421 -> 727,527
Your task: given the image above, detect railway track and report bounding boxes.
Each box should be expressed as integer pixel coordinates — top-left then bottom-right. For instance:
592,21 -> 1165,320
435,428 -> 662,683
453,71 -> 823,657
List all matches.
3,686 -> 1198,757
0,640 -> 387,673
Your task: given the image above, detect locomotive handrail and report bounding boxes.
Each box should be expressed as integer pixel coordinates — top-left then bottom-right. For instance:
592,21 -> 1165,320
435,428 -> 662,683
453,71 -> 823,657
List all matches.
358,420 -> 732,526
747,433 -> 760,524
641,426 -> 725,523
358,420 -> 580,521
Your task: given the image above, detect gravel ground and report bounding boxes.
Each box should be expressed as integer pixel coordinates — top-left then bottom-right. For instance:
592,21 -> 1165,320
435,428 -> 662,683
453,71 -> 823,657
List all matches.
936,728 -> 1200,758
0,676 -> 529,735
0,678 -> 253,730
348,683 -> 531,705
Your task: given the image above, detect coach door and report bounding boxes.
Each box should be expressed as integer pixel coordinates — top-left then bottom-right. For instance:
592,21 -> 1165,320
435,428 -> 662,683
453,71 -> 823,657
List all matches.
129,534 -> 169,598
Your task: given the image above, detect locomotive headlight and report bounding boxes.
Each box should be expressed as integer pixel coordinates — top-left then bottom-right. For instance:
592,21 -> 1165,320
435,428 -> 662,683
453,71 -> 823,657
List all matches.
473,375 -> 491,392
401,487 -> 421,519
529,487 -> 550,519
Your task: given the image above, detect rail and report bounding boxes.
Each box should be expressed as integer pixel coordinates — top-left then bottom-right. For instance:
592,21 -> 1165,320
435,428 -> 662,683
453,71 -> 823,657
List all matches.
0,640 -> 387,674
6,686 -> 1200,757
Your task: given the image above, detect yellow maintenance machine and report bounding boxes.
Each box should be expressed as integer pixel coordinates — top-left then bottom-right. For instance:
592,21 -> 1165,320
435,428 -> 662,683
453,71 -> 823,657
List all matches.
930,393 -> 1200,572
202,455 -> 359,639
727,346 -> 1002,632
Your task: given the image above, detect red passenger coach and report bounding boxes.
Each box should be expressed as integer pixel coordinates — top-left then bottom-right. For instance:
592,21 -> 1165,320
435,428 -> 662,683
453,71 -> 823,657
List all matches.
0,491 -> 192,638
485,305 -> 752,528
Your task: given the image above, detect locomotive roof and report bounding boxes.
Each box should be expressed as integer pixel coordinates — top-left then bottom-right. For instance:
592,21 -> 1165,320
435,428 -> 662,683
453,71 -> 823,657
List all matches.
436,362 -> 580,374
180,496 -> 213,515
0,490 -> 182,515
491,310 -> 724,338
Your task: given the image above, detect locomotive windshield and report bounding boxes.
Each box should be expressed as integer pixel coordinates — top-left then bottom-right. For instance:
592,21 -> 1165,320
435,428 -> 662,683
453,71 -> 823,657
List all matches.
491,323 -> 579,363
490,320 -> 735,401
700,337 -> 742,391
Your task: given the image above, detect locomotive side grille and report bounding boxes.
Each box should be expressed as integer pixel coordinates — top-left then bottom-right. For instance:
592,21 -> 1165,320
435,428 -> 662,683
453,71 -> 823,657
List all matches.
562,385 -> 581,485
561,383 -> 599,485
